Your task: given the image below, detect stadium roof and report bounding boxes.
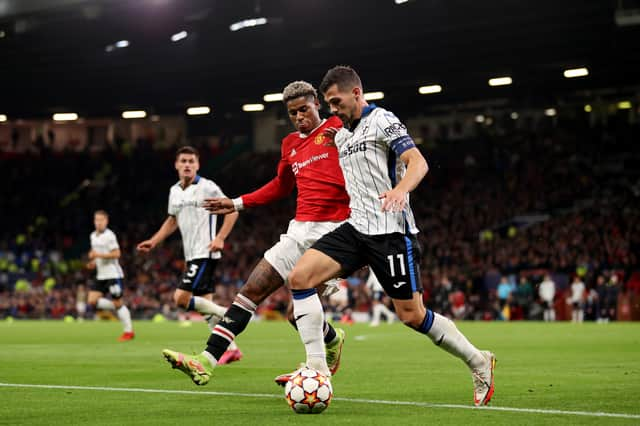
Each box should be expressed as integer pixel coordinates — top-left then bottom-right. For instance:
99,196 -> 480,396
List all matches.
0,0 -> 638,117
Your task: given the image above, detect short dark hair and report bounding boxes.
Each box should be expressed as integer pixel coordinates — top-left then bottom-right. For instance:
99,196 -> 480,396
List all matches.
94,210 -> 109,218
319,65 -> 363,95
176,145 -> 199,159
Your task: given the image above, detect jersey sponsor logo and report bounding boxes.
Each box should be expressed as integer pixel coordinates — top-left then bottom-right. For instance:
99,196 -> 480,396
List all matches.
383,122 -> 407,138
340,141 -> 367,157
171,199 -> 200,211
291,152 -> 329,175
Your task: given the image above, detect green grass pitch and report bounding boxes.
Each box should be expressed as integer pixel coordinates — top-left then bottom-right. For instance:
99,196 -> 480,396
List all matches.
1,320 -> 638,425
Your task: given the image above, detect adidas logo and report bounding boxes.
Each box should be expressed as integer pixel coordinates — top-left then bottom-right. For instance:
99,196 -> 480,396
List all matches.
290,149 -> 297,157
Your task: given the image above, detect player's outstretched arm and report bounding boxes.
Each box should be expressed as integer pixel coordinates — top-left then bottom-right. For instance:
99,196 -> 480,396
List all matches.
202,197 -> 236,214
136,216 -> 178,252
379,147 -> 428,212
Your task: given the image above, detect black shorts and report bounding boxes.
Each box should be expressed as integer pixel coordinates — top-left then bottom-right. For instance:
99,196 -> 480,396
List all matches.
91,278 -> 125,299
179,258 -> 219,296
312,222 -> 422,300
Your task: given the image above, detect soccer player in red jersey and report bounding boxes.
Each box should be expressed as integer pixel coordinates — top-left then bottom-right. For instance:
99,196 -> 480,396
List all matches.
162,81 -> 349,385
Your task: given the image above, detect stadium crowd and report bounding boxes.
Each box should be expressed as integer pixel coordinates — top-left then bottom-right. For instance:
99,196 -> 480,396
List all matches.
1,110 -> 639,322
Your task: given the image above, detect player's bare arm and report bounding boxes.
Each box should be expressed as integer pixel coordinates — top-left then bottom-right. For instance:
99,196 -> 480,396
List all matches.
209,211 -> 239,252
379,147 -> 428,212
89,248 -> 121,260
137,215 -> 178,252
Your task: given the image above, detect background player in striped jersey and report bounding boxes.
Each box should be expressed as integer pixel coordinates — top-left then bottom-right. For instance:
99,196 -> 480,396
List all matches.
87,210 -> 134,341
287,66 -> 496,406
137,146 -> 242,364
161,81 -> 349,386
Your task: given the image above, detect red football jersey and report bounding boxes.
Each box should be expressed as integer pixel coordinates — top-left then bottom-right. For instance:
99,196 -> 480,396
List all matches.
242,116 -> 350,221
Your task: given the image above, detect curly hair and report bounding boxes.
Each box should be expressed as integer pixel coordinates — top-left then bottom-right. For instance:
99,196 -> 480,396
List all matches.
282,81 -> 318,103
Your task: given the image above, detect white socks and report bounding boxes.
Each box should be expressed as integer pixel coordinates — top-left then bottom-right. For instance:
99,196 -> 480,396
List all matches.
96,297 -> 115,310
117,305 -> 133,333
96,298 -> 132,333
372,303 -> 395,324
292,289 -> 329,375
191,296 -> 239,351
425,311 -> 484,370
192,296 -> 227,319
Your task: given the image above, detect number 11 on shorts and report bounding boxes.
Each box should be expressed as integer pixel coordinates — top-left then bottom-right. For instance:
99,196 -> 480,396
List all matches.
387,254 -> 406,277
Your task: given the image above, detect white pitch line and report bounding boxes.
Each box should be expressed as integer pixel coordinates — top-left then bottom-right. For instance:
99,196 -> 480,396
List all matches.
1,382 -> 639,420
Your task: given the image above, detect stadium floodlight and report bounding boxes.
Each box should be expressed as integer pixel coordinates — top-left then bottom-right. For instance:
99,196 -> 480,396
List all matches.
0,114 -> 7,122
364,91 -> 384,101
584,104 -> 592,113
418,85 -> 442,95
53,113 -> 78,121
563,67 -> 589,78
488,77 -> 512,87
115,40 -> 129,48
544,108 -> 557,117
171,31 -> 188,42
230,17 -> 267,32
122,110 -> 147,119
0,30 -> 6,38
617,101 -> 632,110
475,115 -> 485,123
263,93 -> 284,102
510,112 -> 519,120
395,0 -> 410,4
186,106 -> 211,116
242,103 -> 265,112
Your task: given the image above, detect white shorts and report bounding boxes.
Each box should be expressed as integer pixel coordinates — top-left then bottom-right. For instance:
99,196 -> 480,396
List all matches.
264,219 -> 345,295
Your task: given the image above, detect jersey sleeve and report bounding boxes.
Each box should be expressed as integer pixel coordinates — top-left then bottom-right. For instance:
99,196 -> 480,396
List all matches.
106,232 -> 120,251
374,109 -> 416,156
205,179 -> 226,199
241,143 -> 295,208
167,189 -> 177,216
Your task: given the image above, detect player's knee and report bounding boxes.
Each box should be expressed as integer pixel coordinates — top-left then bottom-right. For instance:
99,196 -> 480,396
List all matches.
287,268 -> 308,290
173,292 -> 191,309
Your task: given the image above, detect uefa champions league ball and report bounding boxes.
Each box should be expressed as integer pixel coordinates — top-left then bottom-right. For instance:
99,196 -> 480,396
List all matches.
284,367 -> 333,414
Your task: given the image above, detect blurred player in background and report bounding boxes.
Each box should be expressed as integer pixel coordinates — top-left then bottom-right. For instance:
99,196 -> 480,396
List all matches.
161,81 -> 348,386
568,275 -> 585,323
137,146 -> 242,364
366,269 -> 395,326
539,274 -> 556,322
286,66 -> 496,406
86,210 -> 134,341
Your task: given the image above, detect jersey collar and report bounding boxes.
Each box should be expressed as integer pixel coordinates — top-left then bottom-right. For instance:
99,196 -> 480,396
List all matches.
179,174 -> 200,190
349,103 -> 377,131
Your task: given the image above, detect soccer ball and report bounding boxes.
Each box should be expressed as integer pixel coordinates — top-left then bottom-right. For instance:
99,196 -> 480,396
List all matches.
284,367 -> 333,414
